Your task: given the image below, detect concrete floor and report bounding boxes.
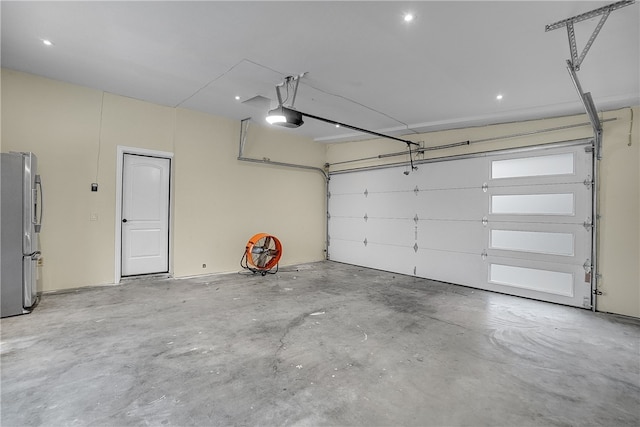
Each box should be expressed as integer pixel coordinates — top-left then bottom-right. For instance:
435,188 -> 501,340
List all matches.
1,261 -> 639,427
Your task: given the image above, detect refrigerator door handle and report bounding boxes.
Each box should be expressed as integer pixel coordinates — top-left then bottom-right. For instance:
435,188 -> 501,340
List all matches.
34,175 -> 43,233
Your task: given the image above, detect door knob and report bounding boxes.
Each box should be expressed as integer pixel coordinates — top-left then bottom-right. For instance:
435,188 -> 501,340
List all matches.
122,218 -> 128,223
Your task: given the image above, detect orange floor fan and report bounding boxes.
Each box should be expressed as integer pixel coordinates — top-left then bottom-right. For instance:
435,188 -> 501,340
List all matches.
241,233 -> 282,275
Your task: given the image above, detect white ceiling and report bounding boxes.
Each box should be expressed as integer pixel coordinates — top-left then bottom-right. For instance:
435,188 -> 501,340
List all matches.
2,1 -> 638,142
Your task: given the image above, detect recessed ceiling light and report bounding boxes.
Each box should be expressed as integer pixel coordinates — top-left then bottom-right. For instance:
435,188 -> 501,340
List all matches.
404,13 -> 414,22
42,39 -> 53,46
235,96 -> 240,100
335,124 -> 340,128
496,94 -> 503,100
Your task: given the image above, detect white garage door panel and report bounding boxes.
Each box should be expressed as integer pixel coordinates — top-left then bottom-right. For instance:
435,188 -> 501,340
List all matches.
418,157 -> 487,189
415,250 -> 484,285
491,229 -> 574,256
485,255 -> 590,306
332,241 -> 415,276
328,239 -> 371,267
367,245 -> 416,276
329,194 -> 364,217
488,222 -> 590,259
366,192 -> 415,218
367,219 -> 414,247
417,220 -> 484,254
490,149 -> 592,187
328,142 -> 593,309
488,184 -> 590,223
329,218 -> 365,243
416,189 -> 487,221
491,152 -> 575,179
329,174 -> 371,194
489,264 -> 574,297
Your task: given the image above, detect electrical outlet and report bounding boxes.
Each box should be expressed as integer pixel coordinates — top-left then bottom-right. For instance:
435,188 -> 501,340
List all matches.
202,264 -> 207,268
90,213 -> 98,221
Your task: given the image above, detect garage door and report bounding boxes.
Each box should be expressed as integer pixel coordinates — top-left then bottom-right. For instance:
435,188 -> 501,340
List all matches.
328,140 -> 594,308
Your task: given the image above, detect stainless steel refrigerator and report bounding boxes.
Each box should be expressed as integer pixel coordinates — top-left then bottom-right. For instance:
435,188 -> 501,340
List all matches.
1,152 -> 43,318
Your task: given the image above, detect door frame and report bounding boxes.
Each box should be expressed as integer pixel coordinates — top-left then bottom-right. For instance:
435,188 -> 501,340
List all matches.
115,146 -> 174,284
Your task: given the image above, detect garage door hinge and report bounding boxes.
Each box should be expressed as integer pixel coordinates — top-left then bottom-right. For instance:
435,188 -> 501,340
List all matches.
481,250 -> 488,260
363,238 -> 368,247
327,212 -> 331,219
583,218 -> 592,230
482,216 -> 488,226
414,186 -> 419,195
364,189 -> 368,198
364,213 -> 368,222
482,183 -> 489,192
327,191 -> 331,199
583,175 -> 593,188
583,259 -> 592,273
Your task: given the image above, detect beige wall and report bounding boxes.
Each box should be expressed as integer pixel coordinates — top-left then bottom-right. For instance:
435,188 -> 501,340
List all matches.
2,68 -> 638,317
327,107 -> 640,318
1,69 -> 327,292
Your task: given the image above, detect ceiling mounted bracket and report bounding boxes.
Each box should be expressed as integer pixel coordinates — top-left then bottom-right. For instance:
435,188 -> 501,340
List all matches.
545,0 -> 635,160
275,74 -> 305,108
545,0 -> 635,71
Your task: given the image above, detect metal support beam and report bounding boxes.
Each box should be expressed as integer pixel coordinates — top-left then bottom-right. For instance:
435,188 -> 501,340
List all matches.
546,0 -> 635,71
546,0 -> 633,31
567,61 -> 603,158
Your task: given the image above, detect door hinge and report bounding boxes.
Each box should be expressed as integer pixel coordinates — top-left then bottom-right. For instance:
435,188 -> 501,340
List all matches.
583,218 -> 593,230
583,175 -> 593,189
583,259 -> 593,282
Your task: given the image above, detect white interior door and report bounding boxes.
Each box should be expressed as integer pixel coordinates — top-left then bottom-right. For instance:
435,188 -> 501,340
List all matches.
328,141 -> 593,308
121,154 -> 170,276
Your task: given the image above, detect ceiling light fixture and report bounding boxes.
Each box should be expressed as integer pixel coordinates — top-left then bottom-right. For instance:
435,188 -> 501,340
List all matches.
404,13 -> 414,22
496,94 -> 503,100
235,95 -> 240,100
42,39 -> 53,46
